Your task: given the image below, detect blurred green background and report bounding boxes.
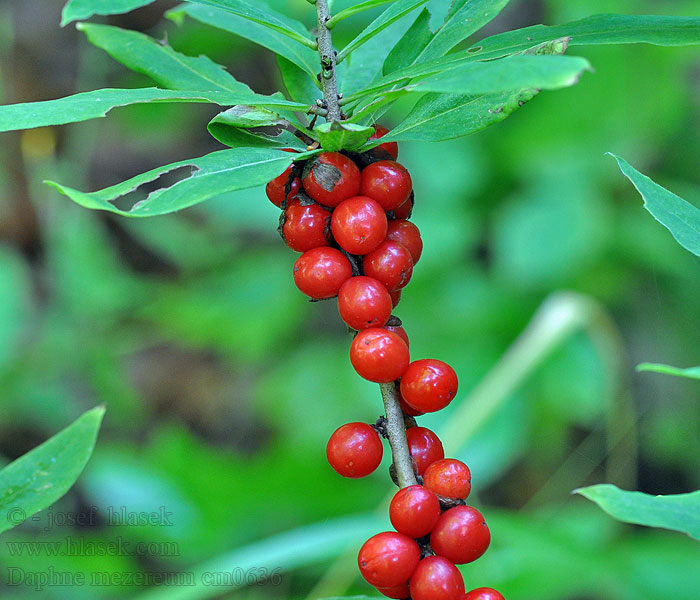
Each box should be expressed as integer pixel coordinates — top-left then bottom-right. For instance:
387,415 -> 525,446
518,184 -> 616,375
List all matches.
0,0 -> 699,598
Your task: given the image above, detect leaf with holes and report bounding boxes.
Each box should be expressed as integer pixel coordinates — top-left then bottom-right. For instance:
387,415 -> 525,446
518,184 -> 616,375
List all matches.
207,106 -> 305,149
315,122 -> 374,152
0,407 -> 105,535
46,147 -> 318,217
575,484 -> 700,540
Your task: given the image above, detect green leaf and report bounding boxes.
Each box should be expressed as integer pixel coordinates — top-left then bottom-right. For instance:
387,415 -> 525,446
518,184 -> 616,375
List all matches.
472,14 -> 700,61
407,55 -> 591,94
61,0 -> 155,26
338,0 -> 429,63
575,484 -> 700,540
207,106 -> 305,149
637,363 -> 700,380
277,55 -> 321,104
0,88 -> 306,132
327,0 -> 397,29
0,406 -> 105,534
611,154 -> 700,259
181,0 -> 316,50
46,147 -> 318,217
383,7 -> 433,75
415,0 -> 511,63
168,3 -> 318,79
78,23 -> 252,94
315,121 -> 374,152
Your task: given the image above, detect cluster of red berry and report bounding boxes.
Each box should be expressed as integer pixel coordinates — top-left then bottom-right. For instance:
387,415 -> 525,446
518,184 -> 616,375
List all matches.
266,126 -> 504,600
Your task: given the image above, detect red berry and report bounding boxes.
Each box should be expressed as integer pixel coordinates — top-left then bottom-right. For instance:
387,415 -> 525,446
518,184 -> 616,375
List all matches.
392,194 -> 413,220
465,588 -> 505,600
338,276 -> 392,331
386,220 -> 423,264
350,328 -> 410,383
389,485 -> 441,538
302,152 -> 361,207
423,459 -> 471,500
389,289 -> 402,308
361,161 -> 412,211
400,394 -> 423,417
266,165 -> 301,208
400,359 -> 458,413
410,556 -> 465,600
405,427 -> 444,475
377,582 -> 411,599
370,124 -> 399,160
326,422 -> 383,478
363,240 -> 414,291
431,505 -> 490,564
358,531 -> 421,588
293,247 -> 352,299
384,323 -> 409,347
331,196 -> 387,255
282,198 -> 331,252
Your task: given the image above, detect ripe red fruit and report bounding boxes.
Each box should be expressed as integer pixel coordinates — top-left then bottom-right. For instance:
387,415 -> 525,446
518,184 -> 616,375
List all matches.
282,198 -> 331,252
423,459 -> 471,500
465,588 -> 505,600
370,124 -> 399,160
266,165 -> 301,207
293,247 -> 352,299
384,323 -> 409,347
326,422 -> 383,478
361,161 -> 412,211
400,359 -> 458,413
389,485 -> 441,538
386,219 -> 423,264
400,394 -> 423,417
405,427 -> 444,475
377,582 -> 411,599
350,328 -> 410,383
431,505 -> 490,564
331,196 -> 387,255
302,152 -> 361,207
410,555 -> 465,600
363,240 -> 414,291
338,276 -> 392,331
358,531 -> 421,588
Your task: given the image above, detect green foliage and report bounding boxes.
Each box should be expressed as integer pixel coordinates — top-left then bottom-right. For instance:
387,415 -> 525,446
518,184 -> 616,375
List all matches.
612,154 -> 700,259
61,0 -> 156,25
575,484 -> 700,540
315,121 -> 374,151
0,407 -> 105,534
637,363 -> 700,380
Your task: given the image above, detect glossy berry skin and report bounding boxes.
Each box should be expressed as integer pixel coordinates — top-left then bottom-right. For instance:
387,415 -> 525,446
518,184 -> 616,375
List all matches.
405,427 -> 444,475
389,485 -> 441,538
282,199 -> 331,252
377,582 -> 411,599
431,505 -> 490,564
331,196 -> 387,255
384,323 -> 409,347
410,555 -> 465,600
370,125 -> 399,160
358,532 -> 421,588
389,289 -> 401,308
400,395 -> 423,417
338,276 -> 392,331
400,359 -> 458,413
364,240 -> 414,291
392,194 -> 413,220
302,152 -> 361,207
326,422 -> 383,478
266,165 -> 301,207
350,328 -> 409,383
293,247 -> 352,299
361,161 -> 412,211
386,219 -> 423,264
464,588 -> 505,600
423,459 -> 472,500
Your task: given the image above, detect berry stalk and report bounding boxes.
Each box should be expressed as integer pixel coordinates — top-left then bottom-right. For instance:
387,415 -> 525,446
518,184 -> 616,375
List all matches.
380,382 -> 418,488
314,0 -> 342,122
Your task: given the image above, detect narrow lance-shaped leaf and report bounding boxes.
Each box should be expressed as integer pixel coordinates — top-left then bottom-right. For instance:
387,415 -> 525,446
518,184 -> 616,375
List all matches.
61,0 -> 156,26
78,23 -> 253,94
575,484 -> 700,540
338,0 -> 429,63
207,106 -> 306,149
637,363 -> 700,380
0,406 -> 105,534
47,147 -> 319,217
167,3 -> 319,79
471,14 -> 700,62
610,154 -> 700,259
0,88 -> 307,133
277,55 -> 321,104
383,7 -> 433,75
